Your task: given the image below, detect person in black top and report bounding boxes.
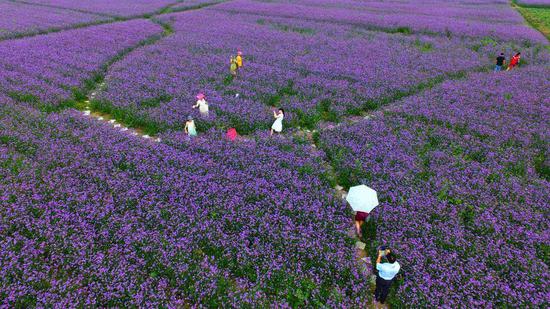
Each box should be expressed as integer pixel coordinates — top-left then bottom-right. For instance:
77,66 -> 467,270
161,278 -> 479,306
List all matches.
495,53 -> 505,72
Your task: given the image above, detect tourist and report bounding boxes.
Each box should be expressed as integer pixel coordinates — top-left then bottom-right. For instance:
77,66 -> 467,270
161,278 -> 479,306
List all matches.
494,53 -> 505,72
230,56 -> 238,77
354,211 -> 369,239
236,50 -> 243,70
184,116 -> 197,137
506,52 -> 521,71
192,93 -> 209,117
226,127 -> 238,141
270,108 -> 285,135
374,248 -> 400,305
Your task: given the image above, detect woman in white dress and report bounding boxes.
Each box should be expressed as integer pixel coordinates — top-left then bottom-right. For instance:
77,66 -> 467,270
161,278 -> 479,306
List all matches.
192,93 -> 209,117
270,108 -> 284,135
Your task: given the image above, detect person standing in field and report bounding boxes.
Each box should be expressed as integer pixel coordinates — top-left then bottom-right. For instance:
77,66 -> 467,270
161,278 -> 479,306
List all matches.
374,249 -> 400,305
236,50 -> 243,71
230,56 -> 238,77
270,108 -> 285,136
192,93 -> 209,117
494,53 -> 505,72
184,116 -> 197,137
507,52 -> 521,71
354,211 -> 369,239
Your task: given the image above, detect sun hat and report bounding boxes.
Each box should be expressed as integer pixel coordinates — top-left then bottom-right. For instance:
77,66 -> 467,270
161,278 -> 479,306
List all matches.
187,115 -> 193,121
196,93 -> 205,100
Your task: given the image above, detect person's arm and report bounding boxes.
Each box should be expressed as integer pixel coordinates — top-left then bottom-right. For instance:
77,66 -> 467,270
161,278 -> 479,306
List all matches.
184,123 -> 188,133
376,251 -> 383,265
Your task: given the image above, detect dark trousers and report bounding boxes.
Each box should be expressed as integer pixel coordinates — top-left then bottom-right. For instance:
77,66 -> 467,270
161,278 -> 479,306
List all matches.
375,275 -> 393,303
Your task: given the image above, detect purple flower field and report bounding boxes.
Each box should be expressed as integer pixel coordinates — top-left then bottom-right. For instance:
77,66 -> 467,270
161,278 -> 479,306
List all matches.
12,0 -> 178,17
0,1 -> 110,40
0,0 -> 548,307
213,0 -> 547,43
318,66 -> 550,307
0,101 -> 365,307
0,19 -> 163,110
94,9 -> 490,134
517,0 -> 550,6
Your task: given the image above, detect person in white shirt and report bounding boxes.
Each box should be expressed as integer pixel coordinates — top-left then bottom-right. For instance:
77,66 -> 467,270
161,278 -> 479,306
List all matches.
192,93 -> 209,117
375,249 -> 400,304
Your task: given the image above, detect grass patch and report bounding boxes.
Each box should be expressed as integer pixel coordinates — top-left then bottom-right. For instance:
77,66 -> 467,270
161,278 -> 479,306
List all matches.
515,4 -> 550,39
414,38 -> 433,52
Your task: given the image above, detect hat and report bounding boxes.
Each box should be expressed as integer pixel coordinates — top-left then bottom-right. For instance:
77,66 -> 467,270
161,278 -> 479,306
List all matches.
237,50 -> 242,55
187,115 -> 193,121
196,93 -> 205,100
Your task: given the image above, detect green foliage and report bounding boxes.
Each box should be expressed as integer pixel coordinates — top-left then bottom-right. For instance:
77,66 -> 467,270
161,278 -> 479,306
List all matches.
459,204 -> 476,229
395,27 -> 412,34
516,6 -> 550,39
316,99 -> 340,122
535,243 -> 550,266
0,135 -> 37,156
505,160 -> 527,178
414,38 -> 433,52
138,93 -> 172,108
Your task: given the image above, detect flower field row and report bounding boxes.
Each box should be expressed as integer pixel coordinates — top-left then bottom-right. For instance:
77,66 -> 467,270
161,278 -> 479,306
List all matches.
212,0 -> 547,43
317,66 -> 550,307
270,0 -> 523,24
0,99 -> 366,307
0,19 -> 163,111
11,0 -> 178,17
517,0 -> 550,7
170,0 -> 227,11
93,8 -> 490,135
0,1 -> 110,40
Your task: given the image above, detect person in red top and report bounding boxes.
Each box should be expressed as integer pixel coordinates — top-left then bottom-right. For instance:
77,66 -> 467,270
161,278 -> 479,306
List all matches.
355,211 -> 369,239
507,52 -> 521,71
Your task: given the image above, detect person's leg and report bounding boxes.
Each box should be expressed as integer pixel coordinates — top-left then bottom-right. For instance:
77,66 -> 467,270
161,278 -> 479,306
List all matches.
355,220 -> 362,236
374,275 -> 383,302
270,128 -> 274,136
379,278 -> 393,304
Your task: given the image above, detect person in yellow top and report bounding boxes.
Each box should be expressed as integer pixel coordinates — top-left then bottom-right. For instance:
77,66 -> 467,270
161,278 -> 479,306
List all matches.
236,50 -> 243,70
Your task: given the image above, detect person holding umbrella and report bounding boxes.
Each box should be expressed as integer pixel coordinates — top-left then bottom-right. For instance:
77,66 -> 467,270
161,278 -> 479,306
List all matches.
354,211 -> 369,239
375,248 -> 400,305
184,116 -> 197,137
192,93 -> 209,117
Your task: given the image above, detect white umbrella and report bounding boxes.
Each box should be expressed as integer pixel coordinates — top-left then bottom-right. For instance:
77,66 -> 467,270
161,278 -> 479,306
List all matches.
346,185 -> 379,213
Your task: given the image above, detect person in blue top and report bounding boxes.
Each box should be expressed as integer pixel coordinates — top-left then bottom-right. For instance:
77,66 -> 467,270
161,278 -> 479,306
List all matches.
375,248 -> 400,305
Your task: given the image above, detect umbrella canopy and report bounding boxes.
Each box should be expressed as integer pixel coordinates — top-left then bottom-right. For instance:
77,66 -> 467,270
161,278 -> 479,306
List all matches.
226,128 -> 238,141
346,185 -> 379,213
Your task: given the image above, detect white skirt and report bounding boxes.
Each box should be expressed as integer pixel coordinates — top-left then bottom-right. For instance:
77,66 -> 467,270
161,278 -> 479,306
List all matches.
271,119 -> 283,132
